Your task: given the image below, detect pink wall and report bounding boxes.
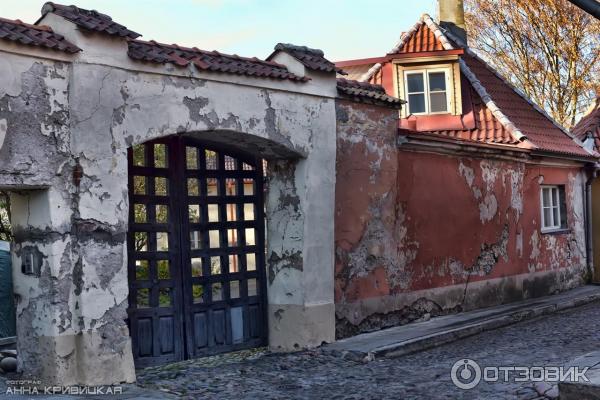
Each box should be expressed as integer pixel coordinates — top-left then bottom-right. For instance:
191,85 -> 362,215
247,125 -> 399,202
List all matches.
335,99 -> 588,338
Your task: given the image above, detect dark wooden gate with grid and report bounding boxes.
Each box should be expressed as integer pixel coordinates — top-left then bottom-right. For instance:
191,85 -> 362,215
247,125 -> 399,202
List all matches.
127,136 -> 268,368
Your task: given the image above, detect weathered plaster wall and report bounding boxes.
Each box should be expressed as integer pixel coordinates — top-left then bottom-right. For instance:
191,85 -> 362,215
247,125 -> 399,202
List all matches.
0,23 -> 336,385
335,100 -> 588,338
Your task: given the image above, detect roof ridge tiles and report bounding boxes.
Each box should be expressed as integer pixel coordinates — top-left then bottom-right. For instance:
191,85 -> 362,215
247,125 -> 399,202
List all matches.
128,39 -> 308,82
41,2 -> 141,39
0,16 -> 81,53
360,14 -> 453,82
0,17 -> 53,32
274,43 -> 325,57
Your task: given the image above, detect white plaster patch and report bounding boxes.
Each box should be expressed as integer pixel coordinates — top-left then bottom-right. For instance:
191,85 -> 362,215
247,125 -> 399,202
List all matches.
458,161 -> 475,187
479,193 -> 498,223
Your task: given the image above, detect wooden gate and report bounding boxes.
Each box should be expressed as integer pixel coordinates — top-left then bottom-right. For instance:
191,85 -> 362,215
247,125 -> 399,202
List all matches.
127,136 -> 267,368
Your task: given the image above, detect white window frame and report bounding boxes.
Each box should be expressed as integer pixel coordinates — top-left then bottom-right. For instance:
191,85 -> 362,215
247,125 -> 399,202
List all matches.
540,185 -> 562,232
404,68 -> 451,115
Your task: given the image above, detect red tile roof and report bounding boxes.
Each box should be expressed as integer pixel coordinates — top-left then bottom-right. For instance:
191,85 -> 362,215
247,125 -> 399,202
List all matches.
572,99 -> 600,150
419,83 -> 519,145
336,14 -> 594,160
0,17 -> 80,53
461,54 -> 592,158
269,43 -> 346,74
337,78 -> 404,108
128,40 -> 308,82
394,22 -> 445,54
41,2 -> 141,39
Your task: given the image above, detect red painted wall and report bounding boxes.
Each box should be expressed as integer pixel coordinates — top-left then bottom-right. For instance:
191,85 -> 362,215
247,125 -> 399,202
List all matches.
335,100 -> 588,338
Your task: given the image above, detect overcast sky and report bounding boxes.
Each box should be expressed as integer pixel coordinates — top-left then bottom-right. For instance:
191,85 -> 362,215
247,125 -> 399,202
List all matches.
2,0 -> 437,61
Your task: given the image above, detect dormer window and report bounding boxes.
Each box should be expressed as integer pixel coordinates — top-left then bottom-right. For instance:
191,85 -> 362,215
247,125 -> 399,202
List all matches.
404,68 -> 450,115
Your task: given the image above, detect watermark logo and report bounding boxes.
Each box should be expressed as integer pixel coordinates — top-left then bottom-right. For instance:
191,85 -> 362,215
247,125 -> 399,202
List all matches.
451,359 -> 590,390
451,359 -> 482,389
4,380 -> 123,396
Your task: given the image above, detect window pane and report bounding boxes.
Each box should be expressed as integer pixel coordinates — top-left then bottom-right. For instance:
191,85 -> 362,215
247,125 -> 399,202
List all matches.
542,188 -> 550,207
553,207 -> 560,227
134,204 -> 147,223
207,179 -> 218,196
208,204 -> 219,222
230,281 -> 240,299
136,260 -> 149,280
430,92 -> 448,113
133,176 -> 146,195
135,232 -> 148,252
190,231 -> 202,250
191,258 -> 203,277
406,73 -> 424,93
188,178 -> 199,196
246,254 -> 256,271
157,232 -> 169,251
211,257 -> 221,275
212,283 -> 223,301
189,205 -> 200,223
206,151 -> 218,170
408,94 -> 426,114
156,205 -> 168,224
543,208 -> 552,228
132,145 -> 145,167
155,178 -> 168,196
158,260 -> 170,279
193,285 -> 204,304
428,72 -> 446,91
553,188 -> 559,208
186,147 -> 198,170
226,204 -> 237,222
137,289 -> 150,308
154,144 -> 167,168
159,288 -> 172,307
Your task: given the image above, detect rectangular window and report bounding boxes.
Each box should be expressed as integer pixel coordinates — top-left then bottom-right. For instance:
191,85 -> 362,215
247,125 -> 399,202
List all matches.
404,69 -> 450,115
540,185 -> 567,232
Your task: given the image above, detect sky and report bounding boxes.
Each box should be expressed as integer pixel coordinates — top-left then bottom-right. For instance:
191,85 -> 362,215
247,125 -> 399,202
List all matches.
1,0 -> 437,61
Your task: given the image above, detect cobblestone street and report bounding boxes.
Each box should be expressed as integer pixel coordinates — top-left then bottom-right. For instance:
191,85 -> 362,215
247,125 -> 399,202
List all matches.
133,300 -> 600,399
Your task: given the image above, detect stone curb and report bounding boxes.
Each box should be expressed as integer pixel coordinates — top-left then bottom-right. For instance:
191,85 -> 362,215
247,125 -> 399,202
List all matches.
332,292 -> 600,361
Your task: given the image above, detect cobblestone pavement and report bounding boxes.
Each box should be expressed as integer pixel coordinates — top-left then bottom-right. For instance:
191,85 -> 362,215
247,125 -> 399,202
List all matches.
1,301 -> 599,399
137,301 -> 600,400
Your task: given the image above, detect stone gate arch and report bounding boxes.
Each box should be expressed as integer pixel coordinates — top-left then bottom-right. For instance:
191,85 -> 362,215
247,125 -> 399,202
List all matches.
0,11 -> 338,384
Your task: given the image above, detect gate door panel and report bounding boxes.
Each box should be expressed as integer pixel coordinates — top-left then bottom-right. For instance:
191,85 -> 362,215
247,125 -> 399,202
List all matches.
181,139 -> 267,358
127,136 -> 267,367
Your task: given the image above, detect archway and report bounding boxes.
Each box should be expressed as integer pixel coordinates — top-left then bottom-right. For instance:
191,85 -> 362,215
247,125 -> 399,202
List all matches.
127,135 -> 268,367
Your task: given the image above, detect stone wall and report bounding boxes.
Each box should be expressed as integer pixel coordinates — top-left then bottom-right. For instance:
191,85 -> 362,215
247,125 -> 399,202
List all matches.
0,15 -> 337,385
334,100 -> 588,338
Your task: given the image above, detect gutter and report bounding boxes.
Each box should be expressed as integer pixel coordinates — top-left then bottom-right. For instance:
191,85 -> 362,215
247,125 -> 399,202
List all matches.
567,0 -> 600,19
586,166 -> 598,282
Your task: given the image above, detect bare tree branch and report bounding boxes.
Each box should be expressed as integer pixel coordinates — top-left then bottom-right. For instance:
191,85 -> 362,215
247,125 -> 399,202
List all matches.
465,0 -> 600,129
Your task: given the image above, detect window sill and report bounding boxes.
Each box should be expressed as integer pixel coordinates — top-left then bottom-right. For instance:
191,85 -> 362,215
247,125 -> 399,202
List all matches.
541,228 -> 571,236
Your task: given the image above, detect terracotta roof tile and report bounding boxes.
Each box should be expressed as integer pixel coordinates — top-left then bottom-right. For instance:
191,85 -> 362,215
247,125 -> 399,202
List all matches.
0,17 -> 80,53
41,2 -> 141,39
337,78 -> 404,108
572,99 -> 600,150
461,54 -> 591,158
270,43 -> 345,74
128,40 -> 308,82
394,22 -> 445,54
417,83 -> 519,145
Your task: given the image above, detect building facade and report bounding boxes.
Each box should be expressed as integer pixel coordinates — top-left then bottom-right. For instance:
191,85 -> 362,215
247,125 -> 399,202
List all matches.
0,0 -> 596,387
334,5 -> 597,337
